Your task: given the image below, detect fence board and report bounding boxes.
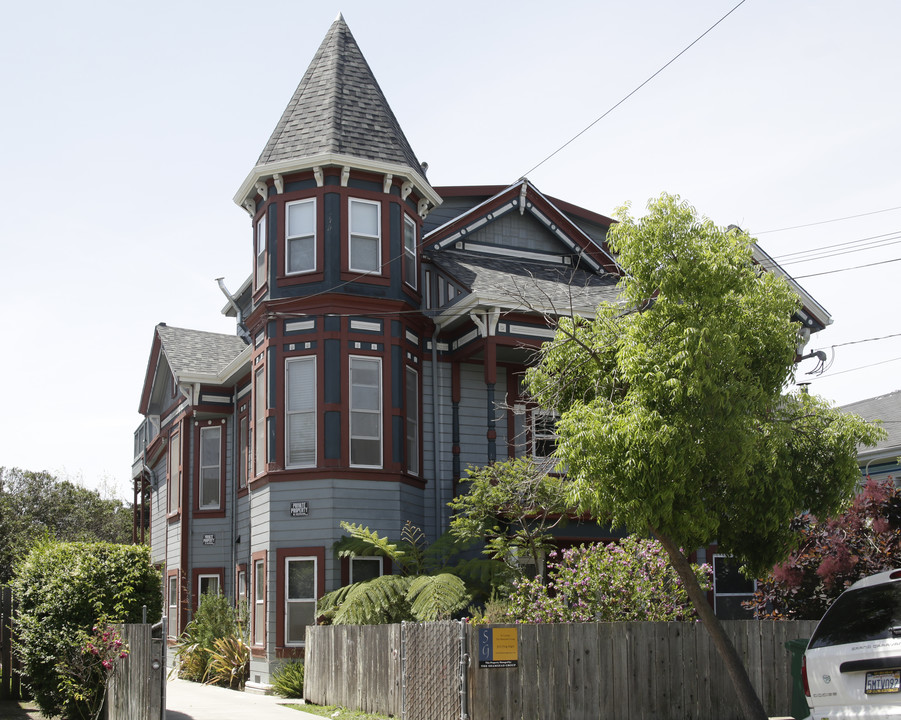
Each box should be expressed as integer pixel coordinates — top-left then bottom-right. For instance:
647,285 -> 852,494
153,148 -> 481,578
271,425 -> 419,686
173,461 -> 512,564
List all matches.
518,623 -> 538,720
107,624 -> 165,720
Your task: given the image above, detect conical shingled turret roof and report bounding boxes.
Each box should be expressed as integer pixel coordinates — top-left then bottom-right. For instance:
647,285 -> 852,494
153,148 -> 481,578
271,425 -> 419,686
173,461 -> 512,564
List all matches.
257,14 -> 423,174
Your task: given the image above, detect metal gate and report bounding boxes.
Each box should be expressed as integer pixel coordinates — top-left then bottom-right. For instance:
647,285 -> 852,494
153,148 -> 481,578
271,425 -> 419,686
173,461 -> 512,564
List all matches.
402,620 -> 464,720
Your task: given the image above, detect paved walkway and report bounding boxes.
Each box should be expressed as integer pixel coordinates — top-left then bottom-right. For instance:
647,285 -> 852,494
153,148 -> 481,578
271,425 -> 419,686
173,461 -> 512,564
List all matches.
166,677 -> 323,720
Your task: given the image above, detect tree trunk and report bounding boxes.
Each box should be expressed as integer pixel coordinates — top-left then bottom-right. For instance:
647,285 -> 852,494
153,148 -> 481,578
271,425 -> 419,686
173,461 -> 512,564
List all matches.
651,527 -> 768,720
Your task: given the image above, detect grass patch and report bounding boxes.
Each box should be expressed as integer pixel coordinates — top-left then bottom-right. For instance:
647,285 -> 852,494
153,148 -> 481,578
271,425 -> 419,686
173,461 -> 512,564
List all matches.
284,703 -> 394,719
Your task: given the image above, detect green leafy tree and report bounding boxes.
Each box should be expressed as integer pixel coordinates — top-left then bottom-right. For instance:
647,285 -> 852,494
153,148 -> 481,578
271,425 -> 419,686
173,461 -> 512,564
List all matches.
0,467 -> 132,582
525,194 -> 884,720
502,536 -> 710,623
11,541 -> 161,718
449,457 -> 572,583
318,521 -> 500,624
749,477 -> 901,619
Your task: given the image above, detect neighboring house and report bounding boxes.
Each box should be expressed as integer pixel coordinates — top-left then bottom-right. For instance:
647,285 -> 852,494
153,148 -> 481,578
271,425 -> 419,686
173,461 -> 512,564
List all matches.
131,15 -> 831,683
841,389 -> 901,484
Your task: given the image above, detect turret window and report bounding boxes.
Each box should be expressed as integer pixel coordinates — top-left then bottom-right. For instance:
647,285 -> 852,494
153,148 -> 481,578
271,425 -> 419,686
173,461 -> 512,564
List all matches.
349,356 -> 382,467
255,213 -> 267,288
285,356 -> 316,468
403,215 -> 417,289
349,199 -> 381,273
286,199 -> 316,274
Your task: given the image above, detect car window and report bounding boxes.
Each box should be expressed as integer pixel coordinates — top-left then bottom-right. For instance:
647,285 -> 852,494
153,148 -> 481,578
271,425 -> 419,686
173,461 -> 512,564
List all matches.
810,582 -> 901,649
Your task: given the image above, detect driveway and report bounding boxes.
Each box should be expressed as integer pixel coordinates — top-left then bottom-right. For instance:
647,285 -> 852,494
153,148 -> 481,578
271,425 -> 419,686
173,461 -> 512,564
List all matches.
166,677 -> 323,720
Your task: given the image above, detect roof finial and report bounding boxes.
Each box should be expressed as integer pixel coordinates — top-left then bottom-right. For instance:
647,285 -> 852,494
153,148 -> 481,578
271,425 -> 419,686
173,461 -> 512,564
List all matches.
335,12 -> 344,22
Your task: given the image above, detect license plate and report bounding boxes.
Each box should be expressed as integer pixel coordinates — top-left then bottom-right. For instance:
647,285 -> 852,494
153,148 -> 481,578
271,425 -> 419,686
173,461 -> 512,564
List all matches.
866,670 -> 901,694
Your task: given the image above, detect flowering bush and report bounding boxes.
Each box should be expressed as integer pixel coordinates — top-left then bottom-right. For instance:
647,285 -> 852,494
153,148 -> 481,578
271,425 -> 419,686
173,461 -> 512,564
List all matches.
501,536 -> 711,623
58,623 -> 129,720
749,477 -> 901,619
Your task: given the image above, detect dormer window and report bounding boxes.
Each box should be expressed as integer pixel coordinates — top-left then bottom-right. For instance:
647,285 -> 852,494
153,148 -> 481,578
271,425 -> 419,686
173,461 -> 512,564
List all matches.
349,198 -> 381,273
255,213 -> 267,288
403,215 -> 417,289
286,199 -> 316,275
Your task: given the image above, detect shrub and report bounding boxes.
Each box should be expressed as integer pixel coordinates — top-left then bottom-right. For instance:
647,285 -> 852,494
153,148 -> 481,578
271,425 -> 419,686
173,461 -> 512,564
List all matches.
271,660 -> 305,698
501,536 -> 710,623
11,541 -> 161,718
173,593 -> 246,686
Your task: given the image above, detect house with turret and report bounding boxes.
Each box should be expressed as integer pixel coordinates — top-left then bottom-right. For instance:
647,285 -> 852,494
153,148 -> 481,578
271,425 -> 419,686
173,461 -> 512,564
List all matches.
132,14 -> 832,684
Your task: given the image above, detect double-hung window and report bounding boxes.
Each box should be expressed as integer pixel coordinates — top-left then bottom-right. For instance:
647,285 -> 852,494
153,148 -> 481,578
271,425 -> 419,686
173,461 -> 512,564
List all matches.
168,430 -> 181,515
254,367 -> 266,477
285,557 -> 317,645
405,367 -> 419,475
532,410 -> 559,460
349,199 -> 380,273
255,213 -> 267,288
349,356 -> 382,468
286,357 -> 316,467
350,556 -> 383,584
199,426 -> 221,509
286,199 -> 316,274
198,574 -> 220,598
253,559 -> 265,646
403,215 -> 417,289
167,575 -> 178,637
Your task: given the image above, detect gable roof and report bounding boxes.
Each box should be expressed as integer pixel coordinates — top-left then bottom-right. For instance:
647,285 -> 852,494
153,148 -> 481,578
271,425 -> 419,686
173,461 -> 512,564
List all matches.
425,179 -> 620,274
841,389 -> 901,460
139,324 -> 249,414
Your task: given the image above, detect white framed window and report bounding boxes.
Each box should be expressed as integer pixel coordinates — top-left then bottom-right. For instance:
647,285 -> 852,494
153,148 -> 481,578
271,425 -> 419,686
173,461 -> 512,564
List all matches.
198,574 -> 220,598
532,410 -> 559,459
286,198 -> 316,274
286,356 -> 316,468
168,430 -> 181,515
349,198 -> 381,273
349,356 -> 382,468
167,575 -> 178,638
238,416 -> 248,489
255,213 -> 267,288
285,557 -> 317,646
350,556 -> 383,585
199,426 -> 221,509
405,366 -> 419,475
253,559 -> 265,646
403,215 -> 417,289
237,569 -> 247,609
254,367 -> 266,477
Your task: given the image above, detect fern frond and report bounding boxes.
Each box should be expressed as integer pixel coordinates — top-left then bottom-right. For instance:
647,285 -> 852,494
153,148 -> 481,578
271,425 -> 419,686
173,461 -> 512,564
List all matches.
334,522 -> 406,563
332,574 -> 414,625
407,573 -> 470,622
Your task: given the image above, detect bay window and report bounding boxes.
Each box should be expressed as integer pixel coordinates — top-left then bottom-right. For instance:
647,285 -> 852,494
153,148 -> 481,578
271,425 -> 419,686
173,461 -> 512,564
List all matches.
349,198 -> 380,273
349,356 -> 382,468
199,425 -> 221,509
286,357 -> 316,467
286,198 -> 316,274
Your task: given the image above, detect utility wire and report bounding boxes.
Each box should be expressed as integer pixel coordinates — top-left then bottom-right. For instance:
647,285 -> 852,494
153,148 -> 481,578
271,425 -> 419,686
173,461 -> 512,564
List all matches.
753,205 -> 901,235
520,0 -> 748,178
793,256 -> 901,279
818,331 -> 901,350
813,355 -> 901,380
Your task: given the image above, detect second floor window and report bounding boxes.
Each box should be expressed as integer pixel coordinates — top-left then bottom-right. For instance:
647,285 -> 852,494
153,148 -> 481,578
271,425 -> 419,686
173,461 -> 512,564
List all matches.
349,199 -> 380,273
286,199 -> 316,274
255,213 -> 267,288
286,357 -> 316,467
350,356 -> 382,468
532,410 -> 559,460
403,215 -> 417,289
405,366 -> 419,475
168,429 -> 181,515
199,426 -> 221,509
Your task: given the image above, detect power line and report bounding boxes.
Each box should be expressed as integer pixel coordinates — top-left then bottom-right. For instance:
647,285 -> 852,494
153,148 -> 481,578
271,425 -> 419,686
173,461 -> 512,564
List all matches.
772,231 -> 901,266
520,0 -> 748,178
813,355 -> 901,380
793,256 -> 901,279
753,205 -> 901,235
817,331 -> 901,350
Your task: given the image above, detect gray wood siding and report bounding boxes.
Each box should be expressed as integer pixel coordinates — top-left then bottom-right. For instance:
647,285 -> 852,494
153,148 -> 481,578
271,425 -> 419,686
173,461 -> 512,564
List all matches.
458,363 -> 507,472
422,356 -> 453,538
149,455 -> 167,566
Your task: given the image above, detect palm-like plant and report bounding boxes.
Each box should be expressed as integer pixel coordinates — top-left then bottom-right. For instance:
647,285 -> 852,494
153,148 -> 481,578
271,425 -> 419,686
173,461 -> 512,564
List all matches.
318,521 -> 504,624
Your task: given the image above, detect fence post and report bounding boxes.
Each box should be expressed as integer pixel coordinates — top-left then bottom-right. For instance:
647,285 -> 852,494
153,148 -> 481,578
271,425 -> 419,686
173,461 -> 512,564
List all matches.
459,621 -> 469,720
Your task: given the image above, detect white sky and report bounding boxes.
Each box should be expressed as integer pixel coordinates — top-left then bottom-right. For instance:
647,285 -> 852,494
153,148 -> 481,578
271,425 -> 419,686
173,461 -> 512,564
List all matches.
2,0 -> 900,495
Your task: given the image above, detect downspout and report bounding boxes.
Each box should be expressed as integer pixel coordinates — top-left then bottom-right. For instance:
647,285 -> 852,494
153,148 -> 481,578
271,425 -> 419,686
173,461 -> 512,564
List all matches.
230,390 -> 239,602
431,328 -> 444,534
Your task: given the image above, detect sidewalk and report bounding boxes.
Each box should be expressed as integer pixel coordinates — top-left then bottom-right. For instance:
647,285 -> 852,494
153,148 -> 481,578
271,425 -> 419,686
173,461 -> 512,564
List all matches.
166,677 -> 323,720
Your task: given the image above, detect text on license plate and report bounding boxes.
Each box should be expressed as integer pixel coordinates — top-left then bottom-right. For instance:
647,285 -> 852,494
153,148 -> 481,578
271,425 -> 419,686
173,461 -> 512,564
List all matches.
866,670 -> 901,694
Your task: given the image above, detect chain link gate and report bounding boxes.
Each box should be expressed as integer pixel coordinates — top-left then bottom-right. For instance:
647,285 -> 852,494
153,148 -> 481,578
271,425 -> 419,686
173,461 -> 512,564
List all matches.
402,620 -> 465,720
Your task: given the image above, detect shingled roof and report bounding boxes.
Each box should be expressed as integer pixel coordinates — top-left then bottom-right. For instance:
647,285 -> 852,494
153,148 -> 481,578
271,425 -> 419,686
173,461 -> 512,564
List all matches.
156,324 -> 248,379
256,14 -> 423,175
430,249 -> 620,314
841,389 -> 901,457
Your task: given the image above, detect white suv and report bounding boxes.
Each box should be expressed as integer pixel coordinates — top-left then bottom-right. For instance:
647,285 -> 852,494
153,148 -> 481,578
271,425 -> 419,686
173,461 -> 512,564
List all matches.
804,569 -> 901,718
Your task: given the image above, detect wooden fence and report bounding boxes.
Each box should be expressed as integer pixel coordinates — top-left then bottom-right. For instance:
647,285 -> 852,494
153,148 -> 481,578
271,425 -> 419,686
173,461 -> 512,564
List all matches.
1,585 -> 24,700
305,620 -> 818,720
107,623 -> 166,720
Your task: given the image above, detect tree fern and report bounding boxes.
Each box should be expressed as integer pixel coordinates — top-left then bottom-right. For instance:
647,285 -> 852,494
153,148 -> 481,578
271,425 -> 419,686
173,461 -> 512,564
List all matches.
327,575 -> 413,625
407,574 -> 470,621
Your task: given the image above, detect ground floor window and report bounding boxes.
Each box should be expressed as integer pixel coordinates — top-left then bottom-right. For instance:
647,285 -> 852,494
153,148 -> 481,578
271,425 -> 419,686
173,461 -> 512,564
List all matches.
285,557 -> 317,645
253,557 -> 266,646
713,554 -> 756,619
350,556 -> 383,584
